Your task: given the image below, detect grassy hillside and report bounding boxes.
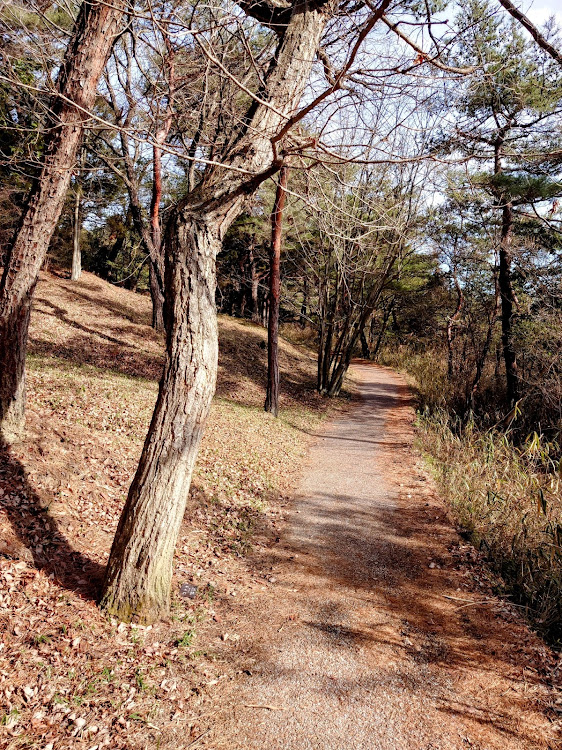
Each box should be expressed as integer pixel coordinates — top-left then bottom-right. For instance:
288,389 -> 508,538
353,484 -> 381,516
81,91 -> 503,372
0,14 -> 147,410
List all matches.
0,271 -> 335,749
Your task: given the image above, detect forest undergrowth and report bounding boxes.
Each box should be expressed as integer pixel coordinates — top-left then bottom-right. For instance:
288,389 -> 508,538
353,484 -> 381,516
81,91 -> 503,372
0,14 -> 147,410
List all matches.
0,271 -> 336,750
380,346 -> 562,648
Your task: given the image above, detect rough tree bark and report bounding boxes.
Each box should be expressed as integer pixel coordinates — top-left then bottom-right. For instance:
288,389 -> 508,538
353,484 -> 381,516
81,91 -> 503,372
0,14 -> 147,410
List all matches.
100,0 -> 340,623
0,0 -> 126,443
149,263 -> 164,331
265,165 -> 288,417
99,216 -> 220,622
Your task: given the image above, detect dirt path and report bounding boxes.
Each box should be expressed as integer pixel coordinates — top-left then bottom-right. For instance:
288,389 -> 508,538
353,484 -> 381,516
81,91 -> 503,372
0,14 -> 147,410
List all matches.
206,365 -> 559,750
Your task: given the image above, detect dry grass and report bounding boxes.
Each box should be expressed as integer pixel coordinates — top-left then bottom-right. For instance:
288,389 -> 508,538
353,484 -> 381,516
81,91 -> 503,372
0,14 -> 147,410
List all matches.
0,270 -> 336,749
379,344 -> 562,646
419,414 -> 562,646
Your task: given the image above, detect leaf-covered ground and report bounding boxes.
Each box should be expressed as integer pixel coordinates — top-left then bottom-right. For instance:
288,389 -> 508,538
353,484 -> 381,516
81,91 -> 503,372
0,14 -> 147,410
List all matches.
0,271 -> 336,749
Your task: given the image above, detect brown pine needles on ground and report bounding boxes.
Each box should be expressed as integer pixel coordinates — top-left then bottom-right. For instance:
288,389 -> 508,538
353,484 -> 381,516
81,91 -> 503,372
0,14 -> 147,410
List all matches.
0,271 -> 335,750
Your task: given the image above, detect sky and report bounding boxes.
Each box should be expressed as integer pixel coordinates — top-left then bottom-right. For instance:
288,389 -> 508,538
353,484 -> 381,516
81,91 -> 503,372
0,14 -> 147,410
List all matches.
525,0 -> 562,25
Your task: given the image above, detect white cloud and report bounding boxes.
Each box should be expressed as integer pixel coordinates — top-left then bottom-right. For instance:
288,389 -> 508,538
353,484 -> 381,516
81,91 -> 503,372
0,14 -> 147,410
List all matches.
523,0 -> 562,27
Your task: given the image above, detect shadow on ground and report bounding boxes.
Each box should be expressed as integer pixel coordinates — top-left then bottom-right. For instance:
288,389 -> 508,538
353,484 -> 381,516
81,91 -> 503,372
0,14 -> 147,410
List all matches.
0,440 -> 105,601
29,274 -> 321,410
210,370 -> 558,750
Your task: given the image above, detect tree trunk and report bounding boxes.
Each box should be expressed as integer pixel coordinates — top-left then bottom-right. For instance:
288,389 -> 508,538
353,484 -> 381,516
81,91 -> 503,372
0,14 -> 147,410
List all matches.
100,215 -> 220,622
467,288 -> 499,412
249,246 -> 261,324
240,274 -> 247,319
100,0 -> 333,622
71,158 -> 83,281
71,186 -> 82,281
446,272 -> 463,380
360,327 -> 370,359
265,165 -> 288,416
322,271 -> 390,397
371,300 -> 393,360
149,140 -> 167,333
317,281 -> 326,392
499,202 -> 519,406
149,261 -> 165,331
0,0 -> 126,443
495,341 -> 502,382
119,136 -> 166,333
300,274 -> 308,328
319,274 -> 336,394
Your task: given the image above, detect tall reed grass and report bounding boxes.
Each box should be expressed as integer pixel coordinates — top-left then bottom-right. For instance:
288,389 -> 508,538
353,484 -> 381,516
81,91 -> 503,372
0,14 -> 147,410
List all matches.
380,346 -> 562,646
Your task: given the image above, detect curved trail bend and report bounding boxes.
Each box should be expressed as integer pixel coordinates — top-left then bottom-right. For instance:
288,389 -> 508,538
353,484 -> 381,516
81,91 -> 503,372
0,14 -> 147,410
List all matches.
210,364 -> 558,750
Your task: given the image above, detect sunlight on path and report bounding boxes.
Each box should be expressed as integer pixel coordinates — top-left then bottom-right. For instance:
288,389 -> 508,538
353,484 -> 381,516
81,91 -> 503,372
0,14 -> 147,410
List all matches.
213,365 -> 556,750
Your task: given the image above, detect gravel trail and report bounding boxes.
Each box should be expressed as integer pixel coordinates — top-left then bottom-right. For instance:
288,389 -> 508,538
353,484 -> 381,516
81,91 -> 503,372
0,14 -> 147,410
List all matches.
210,365 -> 559,750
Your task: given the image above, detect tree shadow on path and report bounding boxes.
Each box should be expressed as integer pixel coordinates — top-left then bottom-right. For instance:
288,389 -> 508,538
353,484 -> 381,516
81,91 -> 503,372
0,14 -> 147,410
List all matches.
213,366 -> 559,750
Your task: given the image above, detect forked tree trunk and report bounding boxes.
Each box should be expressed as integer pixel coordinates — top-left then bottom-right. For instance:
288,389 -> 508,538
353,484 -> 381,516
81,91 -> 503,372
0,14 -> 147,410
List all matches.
100,0 -> 335,622
265,165 -> 288,417
0,0 -> 126,443
100,215 -> 220,622
499,202 -> 519,407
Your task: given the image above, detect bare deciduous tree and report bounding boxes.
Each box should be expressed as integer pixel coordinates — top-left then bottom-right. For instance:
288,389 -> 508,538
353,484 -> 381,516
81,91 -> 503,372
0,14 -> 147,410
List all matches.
100,0 -> 403,623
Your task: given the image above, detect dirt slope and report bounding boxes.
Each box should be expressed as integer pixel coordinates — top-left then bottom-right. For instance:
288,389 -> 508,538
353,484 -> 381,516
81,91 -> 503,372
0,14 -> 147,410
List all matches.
201,365 -> 561,750
0,271 -> 331,749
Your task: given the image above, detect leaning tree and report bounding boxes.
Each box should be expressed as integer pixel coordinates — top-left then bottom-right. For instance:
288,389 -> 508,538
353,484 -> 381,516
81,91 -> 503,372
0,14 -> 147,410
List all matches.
99,0 -> 433,621
0,0 -> 128,443
99,0 -> 484,620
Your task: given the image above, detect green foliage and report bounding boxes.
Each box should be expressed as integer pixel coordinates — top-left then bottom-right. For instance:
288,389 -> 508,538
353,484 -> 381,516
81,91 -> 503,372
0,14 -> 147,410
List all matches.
135,668 -> 148,690
175,629 -> 196,648
485,173 -> 562,205
33,633 -> 52,645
